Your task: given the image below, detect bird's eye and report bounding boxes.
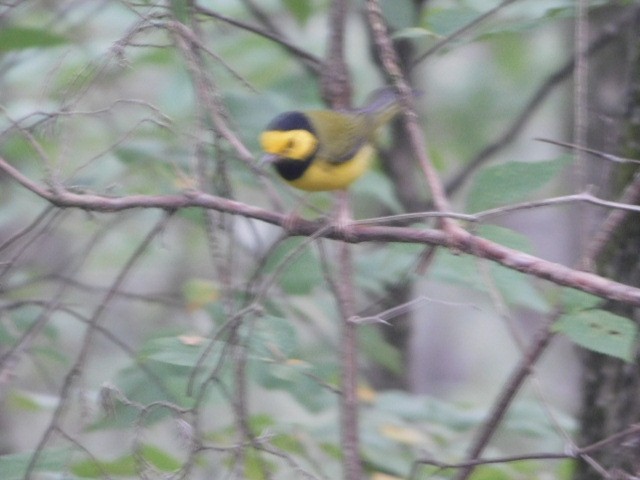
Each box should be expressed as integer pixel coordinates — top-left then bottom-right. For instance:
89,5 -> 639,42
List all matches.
285,139 -> 295,150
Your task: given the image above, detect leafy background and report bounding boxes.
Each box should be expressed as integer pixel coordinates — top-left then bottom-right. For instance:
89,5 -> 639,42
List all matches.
0,0 -> 636,479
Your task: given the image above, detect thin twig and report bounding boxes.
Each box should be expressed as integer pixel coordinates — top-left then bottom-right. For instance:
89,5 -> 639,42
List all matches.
536,138 -> 640,166
412,0 -> 522,65
0,213 -> 114,387
0,206 -> 54,253
412,423 -> 640,478
24,212 -> 173,479
2,300 -> 177,401
536,138 -> 640,269
444,17 -> 625,197
0,208 -> 64,282
365,0 -> 464,258
321,0 -> 362,477
453,320 -> 557,480
195,4 -> 321,74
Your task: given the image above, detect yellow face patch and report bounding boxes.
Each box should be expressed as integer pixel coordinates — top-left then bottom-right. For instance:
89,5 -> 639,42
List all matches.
260,129 -> 319,161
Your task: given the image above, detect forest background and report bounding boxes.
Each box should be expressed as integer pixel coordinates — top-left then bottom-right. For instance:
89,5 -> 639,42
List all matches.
1,1 -> 640,479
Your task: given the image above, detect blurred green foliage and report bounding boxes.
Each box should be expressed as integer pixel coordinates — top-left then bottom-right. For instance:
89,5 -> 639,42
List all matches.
0,0 -> 633,478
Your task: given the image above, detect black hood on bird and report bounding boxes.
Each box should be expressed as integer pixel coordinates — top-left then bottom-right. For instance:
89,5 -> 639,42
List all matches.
266,111 -> 315,134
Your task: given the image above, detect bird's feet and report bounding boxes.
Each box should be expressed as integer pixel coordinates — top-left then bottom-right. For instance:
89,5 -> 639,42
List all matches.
332,207 -> 355,241
282,211 -> 304,234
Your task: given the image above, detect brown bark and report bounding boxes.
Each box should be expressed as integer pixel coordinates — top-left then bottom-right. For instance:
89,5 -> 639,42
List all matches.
576,7 -> 640,479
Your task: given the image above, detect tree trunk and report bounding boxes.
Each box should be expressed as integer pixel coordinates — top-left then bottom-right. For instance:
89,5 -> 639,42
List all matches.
576,7 -> 640,479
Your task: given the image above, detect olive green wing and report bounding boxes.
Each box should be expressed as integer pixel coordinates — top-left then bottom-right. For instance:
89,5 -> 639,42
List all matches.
305,90 -> 402,164
306,110 -> 373,164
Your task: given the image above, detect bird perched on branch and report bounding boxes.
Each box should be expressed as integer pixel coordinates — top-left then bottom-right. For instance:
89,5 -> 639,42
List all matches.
259,88 -> 402,192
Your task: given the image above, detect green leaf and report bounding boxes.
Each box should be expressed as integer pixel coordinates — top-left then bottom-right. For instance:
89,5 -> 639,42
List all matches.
381,0 -> 416,30
0,449 -> 73,480
244,447 -> 275,480
469,466 -> 512,480
374,390 -> 483,429
355,243 -> 421,295
553,310 -> 637,361
281,0 -> 313,26
359,327 -> 403,375
169,0 -> 190,23
392,27 -> 439,40
490,264 -> 550,313
476,224 -> 534,253
72,454 -> 136,477
466,155 -> 572,212
91,359 -> 198,429
248,316 -> 332,411
7,391 -> 48,412
71,444 -> 181,477
263,238 -> 323,295
353,169 -> 404,214
142,336 -> 220,369
559,287 -> 601,312
271,432 -> 305,456
113,146 -> 177,193
252,359 -> 330,412
422,7 -> 480,37
251,350 -> 335,413
0,320 -> 15,345
556,458 -> 576,480
431,251 -> 550,312
249,315 -> 298,360
0,27 -> 68,51
360,428 -> 412,477
504,399 -> 575,439
182,278 -> 219,311
139,444 -> 182,472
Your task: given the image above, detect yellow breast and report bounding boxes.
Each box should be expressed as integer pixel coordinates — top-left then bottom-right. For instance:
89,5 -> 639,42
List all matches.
286,144 -> 374,191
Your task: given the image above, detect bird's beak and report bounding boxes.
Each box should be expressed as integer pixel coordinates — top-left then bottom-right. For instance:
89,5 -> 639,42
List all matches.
260,153 -> 280,165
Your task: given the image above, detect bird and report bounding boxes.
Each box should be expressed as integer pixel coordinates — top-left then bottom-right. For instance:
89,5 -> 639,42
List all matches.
259,88 -> 402,192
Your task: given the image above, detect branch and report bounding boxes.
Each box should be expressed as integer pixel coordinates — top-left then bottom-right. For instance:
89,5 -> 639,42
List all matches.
454,323 -> 556,480
3,156 -> 640,307
25,213 -> 173,478
194,4 -> 322,74
443,15 -> 626,197
321,1 -> 361,478
412,423 -> 640,478
411,0 -> 522,65
365,0 -> 461,242
321,0 -> 351,107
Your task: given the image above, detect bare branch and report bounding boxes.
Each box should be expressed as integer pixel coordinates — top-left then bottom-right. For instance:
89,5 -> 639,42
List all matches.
364,0 -> 462,248
536,138 -> 640,166
25,213 -> 173,478
195,4 -> 322,74
3,156 -> 640,307
454,320 -> 557,480
444,16 -> 626,197
412,0 -> 522,65
412,423 -> 640,478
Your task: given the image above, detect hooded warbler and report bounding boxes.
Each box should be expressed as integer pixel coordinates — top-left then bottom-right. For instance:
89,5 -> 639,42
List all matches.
260,89 -> 401,192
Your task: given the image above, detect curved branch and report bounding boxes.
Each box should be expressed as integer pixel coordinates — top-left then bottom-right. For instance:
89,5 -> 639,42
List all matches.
411,0 -> 521,66
3,156 -> 640,307
444,11 -> 630,196
195,5 -> 322,74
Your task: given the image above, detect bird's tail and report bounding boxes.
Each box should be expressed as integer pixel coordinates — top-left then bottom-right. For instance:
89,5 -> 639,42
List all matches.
359,87 -> 403,129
